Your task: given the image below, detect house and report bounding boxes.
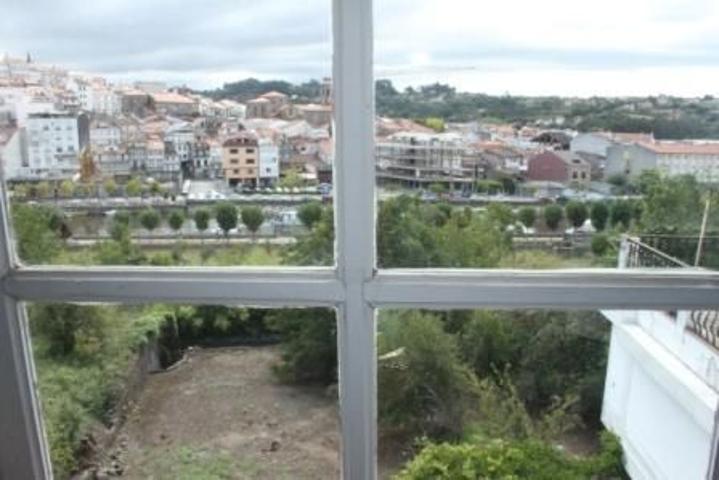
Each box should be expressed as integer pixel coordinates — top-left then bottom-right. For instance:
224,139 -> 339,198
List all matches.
298,104 -> 332,127
258,139 -> 279,187
222,133 -> 259,187
571,132 -> 654,158
246,91 -> 290,119
151,92 -> 198,117
527,151 -> 591,186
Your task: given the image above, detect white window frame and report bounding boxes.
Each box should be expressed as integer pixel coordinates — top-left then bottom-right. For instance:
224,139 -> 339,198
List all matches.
1,1 -> 719,478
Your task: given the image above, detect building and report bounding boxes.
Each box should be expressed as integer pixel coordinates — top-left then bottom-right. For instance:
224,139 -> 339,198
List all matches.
298,104 -> 332,127
246,91 -> 290,119
527,150 -> 591,186
222,133 -> 259,187
602,237 -> 719,479
89,122 -> 122,149
151,92 -> 199,117
258,139 -> 279,187
606,141 -> 719,183
375,132 -> 479,190
11,112 -> 90,180
571,132 -> 654,158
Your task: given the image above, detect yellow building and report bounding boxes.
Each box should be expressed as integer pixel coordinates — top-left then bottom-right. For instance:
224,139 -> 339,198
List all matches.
222,133 -> 259,187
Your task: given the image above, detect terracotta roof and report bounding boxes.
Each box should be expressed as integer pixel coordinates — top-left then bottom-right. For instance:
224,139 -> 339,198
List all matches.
260,91 -> 288,99
151,92 -> 195,104
639,141 -> 719,155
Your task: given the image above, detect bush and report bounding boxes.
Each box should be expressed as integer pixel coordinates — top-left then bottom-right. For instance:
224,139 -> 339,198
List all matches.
378,311 -> 479,439
565,201 -> 588,228
267,309 -> 337,384
592,234 -> 611,256
591,202 -> 610,231
298,202 -> 323,229
517,207 -> 537,228
393,433 -> 625,480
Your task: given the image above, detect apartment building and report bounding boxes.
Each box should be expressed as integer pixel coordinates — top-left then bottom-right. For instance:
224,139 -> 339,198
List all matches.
258,139 -> 280,187
222,133 -> 259,187
8,112 -> 90,180
527,150 -> 591,186
375,132 -> 478,189
607,141 -> 719,183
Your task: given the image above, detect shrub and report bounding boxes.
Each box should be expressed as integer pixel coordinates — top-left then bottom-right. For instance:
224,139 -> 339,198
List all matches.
393,433 -> 625,480
215,202 -> 238,238
592,234 -> 611,256
517,207 -> 537,228
139,208 -> 161,233
241,206 -> 264,237
591,202 -> 610,231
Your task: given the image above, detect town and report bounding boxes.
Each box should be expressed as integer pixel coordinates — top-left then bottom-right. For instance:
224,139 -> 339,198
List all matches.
2,53 -> 718,211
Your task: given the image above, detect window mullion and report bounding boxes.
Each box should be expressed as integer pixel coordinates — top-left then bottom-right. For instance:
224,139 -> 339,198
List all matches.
333,0 -> 377,478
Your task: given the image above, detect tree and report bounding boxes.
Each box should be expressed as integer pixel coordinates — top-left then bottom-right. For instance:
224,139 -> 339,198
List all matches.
241,206 -> 264,238
150,182 -> 162,197
104,179 -> 118,196
610,201 -> 632,229
139,208 -> 161,234
590,202 -> 609,231
59,180 -> 74,198
517,207 -> 537,229
421,117 -> 445,132
36,181 -> 51,199
543,205 -> 563,231
168,211 -> 185,236
194,209 -> 211,234
564,201 -> 588,228
298,202 -> 323,230
12,204 -> 62,263
485,203 -> 515,229
28,304 -> 108,357
279,168 -> 303,189
429,182 -> 447,195
126,178 -> 142,197
215,202 -> 238,240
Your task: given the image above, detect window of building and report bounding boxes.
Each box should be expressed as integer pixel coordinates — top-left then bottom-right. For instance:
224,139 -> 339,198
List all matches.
229,148 -> 238,154
1,2 -> 718,480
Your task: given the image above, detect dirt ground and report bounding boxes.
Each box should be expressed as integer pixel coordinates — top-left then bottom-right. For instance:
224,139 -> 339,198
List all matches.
114,346 -> 341,479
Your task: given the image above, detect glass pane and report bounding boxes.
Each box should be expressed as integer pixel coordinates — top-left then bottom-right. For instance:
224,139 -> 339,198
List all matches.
375,0 -> 719,270
376,307 -> 719,479
0,0 -> 333,266
25,303 -> 339,479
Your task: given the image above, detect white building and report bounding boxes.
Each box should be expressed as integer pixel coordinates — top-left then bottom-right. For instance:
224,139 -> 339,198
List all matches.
259,139 -> 280,186
90,123 -> 122,149
15,113 -> 89,180
602,237 -> 719,480
607,141 -> 719,183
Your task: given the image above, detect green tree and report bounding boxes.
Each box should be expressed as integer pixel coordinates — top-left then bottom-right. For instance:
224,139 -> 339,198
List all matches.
36,181 -> 51,199
485,203 -> 515,229
104,179 -> 118,196
610,201 -> 632,229
215,202 -> 238,240
279,167 -> 303,189
297,202 -> 323,230
139,208 -> 161,234
517,207 -> 537,229
12,204 -> 62,263
193,209 -> 211,234
28,304 -> 109,357
420,117 -> 446,132
59,180 -> 74,198
564,201 -> 588,228
150,182 -> 162,197
429,182 -> 447,195
125,178 -> 143,197
543,205 -> 563,231
241,206 -> 264,238
168,211 -> 185,236
590,202 -> 609,231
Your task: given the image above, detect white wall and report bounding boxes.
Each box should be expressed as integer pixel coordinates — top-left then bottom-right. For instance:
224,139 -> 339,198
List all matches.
602,311 -> 718,480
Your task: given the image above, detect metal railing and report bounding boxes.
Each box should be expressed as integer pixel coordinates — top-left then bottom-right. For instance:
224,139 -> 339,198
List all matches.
620,236 -> 719,350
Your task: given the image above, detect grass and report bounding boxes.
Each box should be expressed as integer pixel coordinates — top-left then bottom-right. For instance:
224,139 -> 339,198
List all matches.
135,446 -> 236,480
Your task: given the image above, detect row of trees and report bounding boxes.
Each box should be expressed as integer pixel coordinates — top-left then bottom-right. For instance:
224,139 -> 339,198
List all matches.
515,200 -> 636,232
12,178 -> 169,200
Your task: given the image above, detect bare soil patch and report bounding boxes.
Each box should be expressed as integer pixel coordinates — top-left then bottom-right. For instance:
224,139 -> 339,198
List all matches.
113,346 -> 341,479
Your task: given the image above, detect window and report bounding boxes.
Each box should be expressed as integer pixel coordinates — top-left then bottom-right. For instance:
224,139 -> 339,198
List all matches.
1,1 -> 718,480
246,158 -> 255,164
229,148 -> 238,154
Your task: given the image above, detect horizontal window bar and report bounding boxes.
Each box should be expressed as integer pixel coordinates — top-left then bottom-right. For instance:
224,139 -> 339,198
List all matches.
366,269 -> 719,310
3,267 -> 344,306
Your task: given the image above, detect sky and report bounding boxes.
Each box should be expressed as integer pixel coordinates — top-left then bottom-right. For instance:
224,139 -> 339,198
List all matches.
2,0 -> 719,97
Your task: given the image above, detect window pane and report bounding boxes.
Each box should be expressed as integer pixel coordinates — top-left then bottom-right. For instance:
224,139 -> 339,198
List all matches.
376,307 -> 719,479
375,0 -> 719,270
25,303 -> 339,479
0,0 -> 333,266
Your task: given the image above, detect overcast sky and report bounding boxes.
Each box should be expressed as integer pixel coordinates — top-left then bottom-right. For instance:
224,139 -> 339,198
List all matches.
2,0 -> 719,97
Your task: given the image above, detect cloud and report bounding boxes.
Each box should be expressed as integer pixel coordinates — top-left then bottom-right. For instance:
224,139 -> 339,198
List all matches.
1,0 -> 719,95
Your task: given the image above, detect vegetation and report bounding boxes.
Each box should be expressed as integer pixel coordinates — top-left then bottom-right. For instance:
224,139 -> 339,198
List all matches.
517,207 -> 537,229
139,208 -> 161,233
193,209 -> 211,234
591,202 -> 610,231
565,201 -> 588,228
543,205 -> 563,231
214,202 -> 238,239
297,201 -> 323,230
240,206 -> 264,237
168,211 -> 185,236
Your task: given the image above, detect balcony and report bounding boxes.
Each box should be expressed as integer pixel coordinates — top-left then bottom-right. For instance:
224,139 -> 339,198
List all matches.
601,237 -> 719,480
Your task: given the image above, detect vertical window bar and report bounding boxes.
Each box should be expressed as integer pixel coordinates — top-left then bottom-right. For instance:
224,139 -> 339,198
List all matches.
332,0 -> 377,478
0,180 -> 52,479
